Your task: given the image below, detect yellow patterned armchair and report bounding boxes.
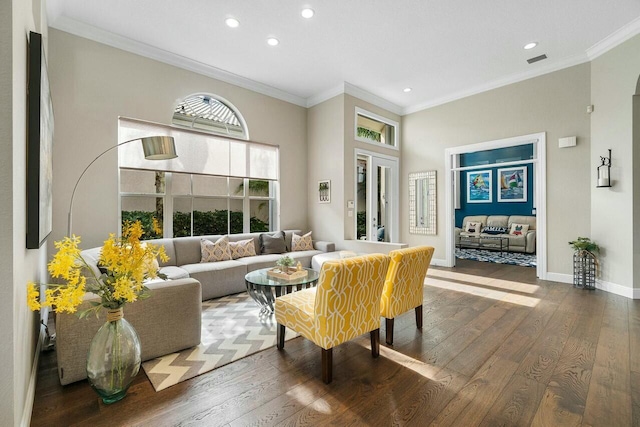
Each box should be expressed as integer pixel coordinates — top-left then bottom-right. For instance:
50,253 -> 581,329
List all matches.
381,246 -> 434,345
274,253 -> 390,383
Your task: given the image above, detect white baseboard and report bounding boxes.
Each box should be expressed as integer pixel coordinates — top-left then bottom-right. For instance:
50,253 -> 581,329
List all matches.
596,280 -> 637,299
545,271 -> 638,299
20,323 -> 46,427
430,258 -> 448,267
544,272 -> 573,284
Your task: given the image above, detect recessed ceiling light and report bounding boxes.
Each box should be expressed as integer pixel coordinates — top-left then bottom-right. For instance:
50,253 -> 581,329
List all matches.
403,87 -> 412,93
225,18 -> 239,28
301,8 -> 315,19
524,42 -> 537,50
267,37 -> 279,46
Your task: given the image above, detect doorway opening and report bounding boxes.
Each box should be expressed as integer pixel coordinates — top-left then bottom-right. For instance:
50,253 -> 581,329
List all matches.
444,133 -> 547,279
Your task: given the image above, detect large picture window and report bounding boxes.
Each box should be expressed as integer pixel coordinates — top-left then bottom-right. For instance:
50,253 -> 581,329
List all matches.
118,114 -> 278,238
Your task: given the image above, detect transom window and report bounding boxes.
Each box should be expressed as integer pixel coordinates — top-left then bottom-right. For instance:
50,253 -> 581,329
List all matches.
354,107 -> 399,149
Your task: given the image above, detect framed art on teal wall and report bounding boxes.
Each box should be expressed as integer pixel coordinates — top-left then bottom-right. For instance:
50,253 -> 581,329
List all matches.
498,166 -> 527,202
466,170 -> 492,203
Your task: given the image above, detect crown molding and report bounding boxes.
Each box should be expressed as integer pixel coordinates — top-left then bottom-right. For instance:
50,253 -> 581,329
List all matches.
306,83 -> 404,116
50,16 -> 308,107
587,16 -> 640,60
344,83 -> 403,116
305,84 -> 345,108
49,15 -> 640,118
402,53 -> 590,115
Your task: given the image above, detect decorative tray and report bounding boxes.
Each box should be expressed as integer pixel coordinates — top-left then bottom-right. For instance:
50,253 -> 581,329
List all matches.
267,267 -> 308,281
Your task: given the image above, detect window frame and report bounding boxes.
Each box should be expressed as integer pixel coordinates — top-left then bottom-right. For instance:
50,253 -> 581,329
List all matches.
354,107 -> 400,151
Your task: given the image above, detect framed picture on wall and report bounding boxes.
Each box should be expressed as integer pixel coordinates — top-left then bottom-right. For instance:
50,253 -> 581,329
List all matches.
498,166 -> 527,202
318,180 -> 331,203
466,170 -> 492,203
26,31 -> 54,249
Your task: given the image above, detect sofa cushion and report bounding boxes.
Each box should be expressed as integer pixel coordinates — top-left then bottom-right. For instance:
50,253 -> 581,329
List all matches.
486,215 -> 509,228
286,250 -> 322,268
482,226 -> 508,235
200,236 -> 232,262
292,231 -> 314,251
173,235 -> 222,266
509,215 -> 536,230
509,223 -> 530,236
465,221 -> 482,234
181,260 -> 247,300
235,254 -> 282,272
228,238 -> 257,259
158,265 -> 190,280
504,233 -> 526,247
260,231 -> 287,254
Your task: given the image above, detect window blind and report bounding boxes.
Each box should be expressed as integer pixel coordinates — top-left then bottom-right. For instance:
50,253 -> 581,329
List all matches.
118,117 -> 278,180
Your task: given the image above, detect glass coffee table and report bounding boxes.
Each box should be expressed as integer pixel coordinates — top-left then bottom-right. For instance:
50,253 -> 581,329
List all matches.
244,267 -> 320,314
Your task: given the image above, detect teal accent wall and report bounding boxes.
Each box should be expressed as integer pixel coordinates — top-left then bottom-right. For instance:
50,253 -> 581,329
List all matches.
455,145 -> 535,227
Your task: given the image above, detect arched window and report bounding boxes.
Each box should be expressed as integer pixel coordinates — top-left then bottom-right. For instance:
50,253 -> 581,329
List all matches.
172,94 -> 248,139
119,94 -> 279,238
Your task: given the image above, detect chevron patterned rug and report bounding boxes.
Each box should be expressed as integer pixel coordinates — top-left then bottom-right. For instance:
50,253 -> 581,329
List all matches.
141,292 -> 299,391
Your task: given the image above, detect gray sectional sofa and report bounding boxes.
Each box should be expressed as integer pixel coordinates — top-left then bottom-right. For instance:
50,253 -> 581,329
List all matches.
55,230 -> 334,385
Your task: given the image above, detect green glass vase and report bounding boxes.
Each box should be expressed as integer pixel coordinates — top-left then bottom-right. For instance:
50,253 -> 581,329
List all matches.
86,308 -> 141,404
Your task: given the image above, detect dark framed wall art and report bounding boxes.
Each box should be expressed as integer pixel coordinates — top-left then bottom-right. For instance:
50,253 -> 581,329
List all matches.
26,31 -> 54,249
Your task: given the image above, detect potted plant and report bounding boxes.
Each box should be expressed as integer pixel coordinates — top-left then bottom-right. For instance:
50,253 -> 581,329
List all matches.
569,237 -> 599,289
275,255 -> 295,272
569,237 -> 599,254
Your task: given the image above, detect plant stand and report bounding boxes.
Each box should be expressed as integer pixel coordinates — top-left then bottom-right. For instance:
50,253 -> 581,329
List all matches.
573,250 -> 596,290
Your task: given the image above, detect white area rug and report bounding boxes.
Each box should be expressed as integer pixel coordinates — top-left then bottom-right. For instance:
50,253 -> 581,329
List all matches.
142,292 -> 298,391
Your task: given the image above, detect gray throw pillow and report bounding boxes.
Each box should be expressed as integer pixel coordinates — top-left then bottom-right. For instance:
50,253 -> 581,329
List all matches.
260,231 -> 287,254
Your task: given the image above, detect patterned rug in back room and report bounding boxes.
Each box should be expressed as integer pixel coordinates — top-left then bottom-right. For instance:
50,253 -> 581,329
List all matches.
455,248 -> 537,267
142,292 -> 299,391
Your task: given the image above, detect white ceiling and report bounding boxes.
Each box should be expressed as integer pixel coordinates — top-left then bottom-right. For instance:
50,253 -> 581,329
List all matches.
47,0 -> 640,114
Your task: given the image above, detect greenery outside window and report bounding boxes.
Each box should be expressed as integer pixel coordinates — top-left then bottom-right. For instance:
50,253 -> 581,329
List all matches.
120,170 -> 274,238
354,107 -> 399,149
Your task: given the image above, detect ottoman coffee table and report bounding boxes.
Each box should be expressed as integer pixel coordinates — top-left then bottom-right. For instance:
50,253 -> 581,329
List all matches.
245,267 -> 320,314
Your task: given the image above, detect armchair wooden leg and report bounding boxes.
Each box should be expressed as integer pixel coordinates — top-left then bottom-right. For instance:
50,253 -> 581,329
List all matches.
415,305 -> 423,329
321,348 -> 333,384
277,324 -> 285,350
385,318 -> 394,345
371,329 -> 380,358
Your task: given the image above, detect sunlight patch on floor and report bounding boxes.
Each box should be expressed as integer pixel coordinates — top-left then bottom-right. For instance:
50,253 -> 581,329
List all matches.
425,277 -> 540,307
428,269 -> 540,294
286,384 -> 332,414
357,339 -> 440,380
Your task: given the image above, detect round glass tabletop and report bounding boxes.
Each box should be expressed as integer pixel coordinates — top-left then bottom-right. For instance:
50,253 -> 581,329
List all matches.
244,267 -> 319,287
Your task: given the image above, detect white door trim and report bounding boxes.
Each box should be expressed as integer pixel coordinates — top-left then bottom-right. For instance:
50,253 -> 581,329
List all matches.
354,148 -> 400,243
444,132 -> 547,279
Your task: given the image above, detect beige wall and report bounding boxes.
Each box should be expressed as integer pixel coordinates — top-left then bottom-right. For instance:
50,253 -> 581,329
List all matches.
402,64 -> 592,275
591,34 -> 640,289
48,29 -> 308,249
343,95 -> 401,241
3,0 -> 48,425
307,95 -> 345,244
306,93 -> 402,248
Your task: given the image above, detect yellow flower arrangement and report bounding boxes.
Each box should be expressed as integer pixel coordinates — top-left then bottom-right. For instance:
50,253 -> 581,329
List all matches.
27,221 -> 169,317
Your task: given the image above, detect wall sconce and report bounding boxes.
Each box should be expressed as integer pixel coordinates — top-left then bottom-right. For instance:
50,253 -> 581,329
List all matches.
597,149 -> 612,188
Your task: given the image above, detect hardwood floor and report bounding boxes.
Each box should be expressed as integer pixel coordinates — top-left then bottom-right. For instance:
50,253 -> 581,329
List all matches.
31,259 -> 639,426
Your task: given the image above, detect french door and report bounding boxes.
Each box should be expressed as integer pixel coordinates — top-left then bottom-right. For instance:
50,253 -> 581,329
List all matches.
355,150 -> 399,243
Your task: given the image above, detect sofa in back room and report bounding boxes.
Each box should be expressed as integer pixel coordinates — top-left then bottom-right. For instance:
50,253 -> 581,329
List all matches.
455,215 -> 536,253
